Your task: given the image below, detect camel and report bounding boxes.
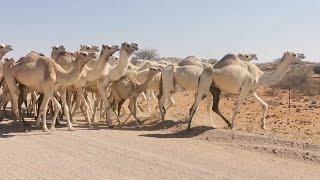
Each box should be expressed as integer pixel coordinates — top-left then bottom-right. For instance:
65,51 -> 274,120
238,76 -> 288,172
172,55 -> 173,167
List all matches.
237,53 -> 257,62
177,56 -> 208,68
110,67 -> 161,126
126,61 -> 169,113
80,45 -> 100,53
3,51 -> 96,131
0,44 -> 13,60
187,52 -> 305,130
67,44 -> 120,125
158,64 -> 212,122
0,44 -> 13,80
90,42 -> 138,125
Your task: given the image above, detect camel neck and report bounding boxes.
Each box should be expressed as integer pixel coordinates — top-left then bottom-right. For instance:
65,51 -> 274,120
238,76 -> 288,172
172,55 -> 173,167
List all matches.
109,49 -> 130,81
138,72 -> 154,93
56,60 -> 85,87
95,53 -> 110,73
0,53 -> 5,60
258,55 -> 292,86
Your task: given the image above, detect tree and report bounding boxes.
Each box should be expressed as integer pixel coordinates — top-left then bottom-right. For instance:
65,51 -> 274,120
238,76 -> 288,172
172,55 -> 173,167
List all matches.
134,48 -> 159,60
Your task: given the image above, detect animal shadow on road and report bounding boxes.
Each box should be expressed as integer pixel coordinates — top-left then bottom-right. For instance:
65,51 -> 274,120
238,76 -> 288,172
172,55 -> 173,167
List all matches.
139,126 -> 214,139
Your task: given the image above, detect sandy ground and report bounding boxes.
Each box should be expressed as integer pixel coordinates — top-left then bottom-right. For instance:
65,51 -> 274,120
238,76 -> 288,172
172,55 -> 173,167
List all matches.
1,87 -> 320,179
0,126 -> 319,180
162,87 -> 320,144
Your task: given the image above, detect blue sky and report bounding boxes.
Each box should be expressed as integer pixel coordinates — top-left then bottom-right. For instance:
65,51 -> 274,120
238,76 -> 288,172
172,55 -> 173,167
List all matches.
1,0 -> 320,62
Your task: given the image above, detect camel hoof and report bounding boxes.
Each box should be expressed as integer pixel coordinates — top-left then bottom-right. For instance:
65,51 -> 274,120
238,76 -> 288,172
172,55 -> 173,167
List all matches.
43,128 -> 49,132
50,126 -> 56,131
88,123 -> 93,128
68,127 -> 75,131
117,122 -> 123,128
261,126 -> 267,130
107,123 -> 115,128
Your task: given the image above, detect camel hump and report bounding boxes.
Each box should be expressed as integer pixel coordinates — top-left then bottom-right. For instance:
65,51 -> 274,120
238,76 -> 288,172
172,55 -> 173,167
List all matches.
214,54 -> 238,69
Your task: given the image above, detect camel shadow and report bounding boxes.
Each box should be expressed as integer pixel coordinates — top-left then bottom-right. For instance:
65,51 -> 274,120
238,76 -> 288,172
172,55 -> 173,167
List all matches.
139,126 -> 214,139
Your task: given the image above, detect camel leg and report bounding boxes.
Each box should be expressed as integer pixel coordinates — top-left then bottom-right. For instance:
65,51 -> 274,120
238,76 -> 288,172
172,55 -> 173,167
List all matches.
206,93 -> 214,128
230,89 -> 249,130
117,99 -> 126,117
158,92 -> 168,122
131,98 -> 142,127
165,96 -> 175,110
209,86 -> 231,128
66,90 -> 73,122
253,93 -> 268,130
37,93 -> 51,132
145,90 -> 151,114
97,81 -> 113,126
99,99 -> 104,121
150,90 -> 156,100
84,91 -> 93,115
72,93 -> 81,116
187,93 -> 202,130
36,94 -> 43,123
91,94 -> 101,123
50,97 -> 62,131
60,89 -> 74,131
76,88 -> 92,127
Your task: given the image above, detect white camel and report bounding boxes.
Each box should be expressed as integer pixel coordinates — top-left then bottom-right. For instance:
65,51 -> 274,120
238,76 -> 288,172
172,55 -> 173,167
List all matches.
187,52 -> 305,130
90,42 -> 138,126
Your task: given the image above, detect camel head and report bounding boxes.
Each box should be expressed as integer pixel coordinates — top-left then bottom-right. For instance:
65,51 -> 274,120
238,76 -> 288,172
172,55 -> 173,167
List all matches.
237,53 -> 258,61
0,44 -> 13,57
283,52 -> 305,63
3,58 -> 15,69
80,45 -> 100,53
51,45 -> 66,59
74,51 -> 97,66
121,42 -> 139,55
148,67 -> 161,76
100,45 -> 120,60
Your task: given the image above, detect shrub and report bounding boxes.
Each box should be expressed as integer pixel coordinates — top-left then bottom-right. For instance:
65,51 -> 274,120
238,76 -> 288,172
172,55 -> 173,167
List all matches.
313,65 -> 320,74
273,67 -> 319,95
134,49 -> 159,60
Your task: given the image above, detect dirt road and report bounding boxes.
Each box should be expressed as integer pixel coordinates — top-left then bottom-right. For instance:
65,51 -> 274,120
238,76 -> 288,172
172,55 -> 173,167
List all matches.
0,126 -> 319,180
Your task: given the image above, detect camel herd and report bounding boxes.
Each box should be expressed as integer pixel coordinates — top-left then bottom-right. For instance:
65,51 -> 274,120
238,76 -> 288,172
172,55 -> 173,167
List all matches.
0,43 -> 305,132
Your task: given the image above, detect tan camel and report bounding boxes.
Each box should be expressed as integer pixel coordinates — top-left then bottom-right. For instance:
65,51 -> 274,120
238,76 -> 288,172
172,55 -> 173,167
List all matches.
0,44 -> 13,80
80,45 -> 100,53
187,52 -> 305,130
4,51 -> 96,131
237,53 -> 257,61
51,45 -> 67,60
0,44 -> 13,60
126,62 -> 168,113
71,44 -> 120,126
51,45 -> 76,72
110,67 -> 161,126
91,42 -> 138,125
